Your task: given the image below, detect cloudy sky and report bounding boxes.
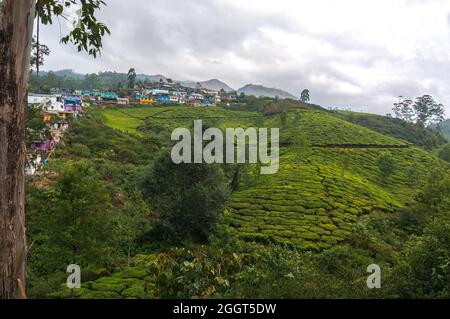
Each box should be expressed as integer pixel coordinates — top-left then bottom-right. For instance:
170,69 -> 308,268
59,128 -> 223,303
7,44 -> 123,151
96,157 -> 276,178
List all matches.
38,0 -> 450,115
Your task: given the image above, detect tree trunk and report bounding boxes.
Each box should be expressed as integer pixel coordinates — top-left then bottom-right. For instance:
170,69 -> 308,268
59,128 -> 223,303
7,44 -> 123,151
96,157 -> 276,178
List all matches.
36,10 -> 39,77
0,0 -> 35,299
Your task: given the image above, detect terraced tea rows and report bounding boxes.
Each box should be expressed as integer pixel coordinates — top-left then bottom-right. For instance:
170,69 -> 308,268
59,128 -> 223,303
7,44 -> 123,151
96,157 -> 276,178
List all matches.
228,145 -> 441,250
101,105 -> 445,250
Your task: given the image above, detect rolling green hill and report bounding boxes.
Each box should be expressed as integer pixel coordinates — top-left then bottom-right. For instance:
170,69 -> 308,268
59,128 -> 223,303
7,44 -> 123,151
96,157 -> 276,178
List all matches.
336,111 -> 447,150
101,104 -> 446,250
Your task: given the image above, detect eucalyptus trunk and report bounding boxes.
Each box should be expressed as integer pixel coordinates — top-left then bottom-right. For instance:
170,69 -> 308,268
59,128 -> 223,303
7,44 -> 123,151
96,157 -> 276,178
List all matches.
0,0 -> 35,299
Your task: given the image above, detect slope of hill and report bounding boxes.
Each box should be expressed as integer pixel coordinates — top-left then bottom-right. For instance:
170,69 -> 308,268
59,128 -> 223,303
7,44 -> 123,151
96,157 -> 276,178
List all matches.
337,111 -> 447,150
200,79 -> 234,92
102,104 -> 445,250
27,94 -> 450,300
237,84 -> 297,99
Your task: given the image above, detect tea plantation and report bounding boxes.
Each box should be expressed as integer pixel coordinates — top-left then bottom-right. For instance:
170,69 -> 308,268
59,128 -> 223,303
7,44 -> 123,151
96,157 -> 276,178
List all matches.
102,104 -> 445,250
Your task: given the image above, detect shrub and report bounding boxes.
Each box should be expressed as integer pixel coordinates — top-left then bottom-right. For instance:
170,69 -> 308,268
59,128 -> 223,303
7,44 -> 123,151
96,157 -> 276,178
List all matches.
142,150 -> 229,245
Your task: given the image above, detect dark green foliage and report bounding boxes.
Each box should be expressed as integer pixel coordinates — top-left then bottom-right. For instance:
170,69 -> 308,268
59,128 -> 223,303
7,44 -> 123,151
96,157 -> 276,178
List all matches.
438,144 -> 450,163
26,160 -> 118,297
414,169 -> 450,219
28,161 -> 116,266
280,111 -> 287,127
377,152 -> 396,180
127,68 -> 136,89
388,220 -> 450,298
142,151 -> 229,244
300,89 -> 310,103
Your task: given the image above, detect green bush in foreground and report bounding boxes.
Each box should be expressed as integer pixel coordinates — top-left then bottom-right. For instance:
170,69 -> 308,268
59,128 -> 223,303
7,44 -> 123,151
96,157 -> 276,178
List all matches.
141,150 -> 229,245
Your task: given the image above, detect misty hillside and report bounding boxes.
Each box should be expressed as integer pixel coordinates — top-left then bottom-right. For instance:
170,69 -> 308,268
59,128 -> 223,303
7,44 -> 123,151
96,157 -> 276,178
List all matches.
237,84 -> 297,99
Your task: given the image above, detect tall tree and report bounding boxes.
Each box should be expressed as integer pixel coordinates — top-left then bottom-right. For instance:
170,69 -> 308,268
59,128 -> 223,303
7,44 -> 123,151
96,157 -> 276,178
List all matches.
392,99 -> 414,122
0,0 -> 36,299
413,95 -> 445,127
300,89 -> 310,103
392,95 -> 445,127
141,151 -> 229,245
30,36 -> 50,75
127,67 -> 136,89
0,0 -> 109,299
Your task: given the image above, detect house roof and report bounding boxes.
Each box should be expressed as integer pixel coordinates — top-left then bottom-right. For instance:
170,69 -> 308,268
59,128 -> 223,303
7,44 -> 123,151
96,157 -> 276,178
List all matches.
65,96 -> 82,102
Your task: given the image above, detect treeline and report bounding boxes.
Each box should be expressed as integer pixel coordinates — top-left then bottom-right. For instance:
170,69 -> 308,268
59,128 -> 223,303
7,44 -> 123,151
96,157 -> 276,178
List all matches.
339,112 -> 447,151
29,71 -> 134,93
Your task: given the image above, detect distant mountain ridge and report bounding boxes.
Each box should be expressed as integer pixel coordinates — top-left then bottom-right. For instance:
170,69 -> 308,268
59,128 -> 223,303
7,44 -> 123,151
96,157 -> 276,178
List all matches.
237,84 -> 297,100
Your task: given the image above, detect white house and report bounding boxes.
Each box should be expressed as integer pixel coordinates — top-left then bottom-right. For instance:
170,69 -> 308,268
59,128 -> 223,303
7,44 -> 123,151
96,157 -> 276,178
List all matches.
28,93 -> 65,113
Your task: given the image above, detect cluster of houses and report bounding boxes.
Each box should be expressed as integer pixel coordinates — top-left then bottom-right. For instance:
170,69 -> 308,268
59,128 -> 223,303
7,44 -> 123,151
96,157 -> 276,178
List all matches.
136,84 -> 227,106
42,82 -> 237,107
25,82 -> 237,175
26,93 -> 85,175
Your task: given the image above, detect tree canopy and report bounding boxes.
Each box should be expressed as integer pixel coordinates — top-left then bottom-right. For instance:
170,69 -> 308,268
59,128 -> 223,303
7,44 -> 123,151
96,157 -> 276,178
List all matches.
141,151 -> 229,245
393,95 -> 445,127
37,0 -> 110,58
30,36 -> 50,74
301,89 -> 310,103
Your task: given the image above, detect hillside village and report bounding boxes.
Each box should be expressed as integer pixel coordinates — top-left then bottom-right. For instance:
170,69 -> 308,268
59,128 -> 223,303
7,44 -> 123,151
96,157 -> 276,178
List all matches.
26,78 -> 246,175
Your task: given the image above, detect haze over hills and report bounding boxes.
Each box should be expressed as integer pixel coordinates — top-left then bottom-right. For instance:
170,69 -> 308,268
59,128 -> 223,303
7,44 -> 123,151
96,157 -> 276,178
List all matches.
237,84 -> 297,100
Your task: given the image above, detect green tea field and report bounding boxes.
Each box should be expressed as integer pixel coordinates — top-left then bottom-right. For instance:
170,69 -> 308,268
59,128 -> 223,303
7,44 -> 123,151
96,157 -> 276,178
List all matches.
101,104 -> 445,250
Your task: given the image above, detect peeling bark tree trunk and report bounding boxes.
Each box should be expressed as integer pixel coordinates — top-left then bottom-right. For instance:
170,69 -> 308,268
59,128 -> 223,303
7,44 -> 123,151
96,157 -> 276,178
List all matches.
0,0 -> 35,299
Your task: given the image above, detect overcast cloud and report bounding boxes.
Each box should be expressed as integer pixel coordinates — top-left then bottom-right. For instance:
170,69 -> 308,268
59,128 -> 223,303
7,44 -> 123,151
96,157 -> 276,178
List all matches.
37,0 -> 450,115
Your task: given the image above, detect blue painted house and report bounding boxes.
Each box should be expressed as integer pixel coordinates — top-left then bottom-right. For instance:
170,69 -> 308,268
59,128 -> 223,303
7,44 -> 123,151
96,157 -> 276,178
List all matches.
64,96 -> 82,112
